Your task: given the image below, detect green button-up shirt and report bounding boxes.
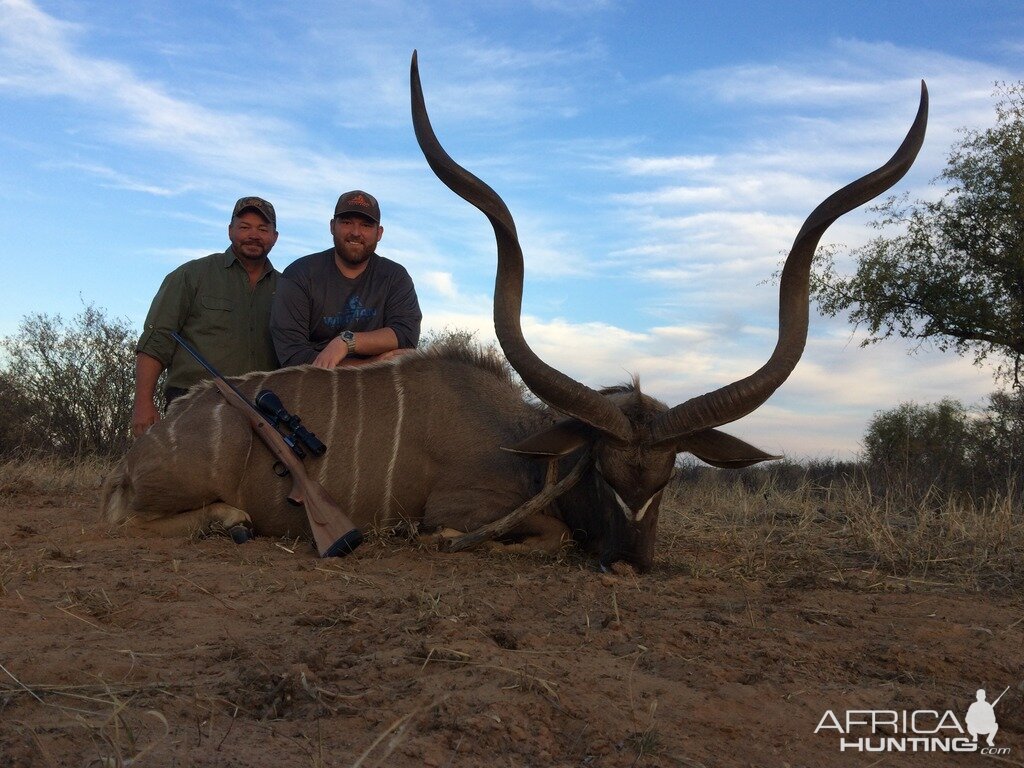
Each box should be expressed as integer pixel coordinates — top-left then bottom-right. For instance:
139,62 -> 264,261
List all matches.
137,248 -> 279,391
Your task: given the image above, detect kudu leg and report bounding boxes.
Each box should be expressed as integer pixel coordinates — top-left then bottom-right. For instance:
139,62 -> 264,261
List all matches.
425,516 -> 571,555
442,452 -> 590,553
124,502 -> 253,540
485,513 -> 572,555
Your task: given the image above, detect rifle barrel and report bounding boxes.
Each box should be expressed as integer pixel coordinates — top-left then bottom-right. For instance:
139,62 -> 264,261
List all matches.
171,332 -> 259,413
169,331 -> 362,557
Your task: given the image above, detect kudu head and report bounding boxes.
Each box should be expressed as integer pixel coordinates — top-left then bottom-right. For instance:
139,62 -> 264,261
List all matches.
410,51 -> 928,572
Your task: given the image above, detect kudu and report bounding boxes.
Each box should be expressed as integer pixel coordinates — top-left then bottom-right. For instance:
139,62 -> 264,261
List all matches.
408,53 -> 926,570
101,57 -> 927,573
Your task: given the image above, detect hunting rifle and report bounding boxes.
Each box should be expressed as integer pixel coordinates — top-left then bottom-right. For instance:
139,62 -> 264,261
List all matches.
171,332 -> 363,557
992,686 -> 1010,708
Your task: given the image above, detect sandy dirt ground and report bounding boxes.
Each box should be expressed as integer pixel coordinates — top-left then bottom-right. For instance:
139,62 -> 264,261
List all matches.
1,487 -> 1022,768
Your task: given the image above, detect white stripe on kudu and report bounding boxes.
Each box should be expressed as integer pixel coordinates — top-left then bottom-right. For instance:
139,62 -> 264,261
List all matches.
349,370 -> 364,514
321,369 -> 339,485
211,401 -> 224,478
292,375 -> 304,418
166,416 -> 178,467
150,422 -> 166,453
384,365 -> 406,520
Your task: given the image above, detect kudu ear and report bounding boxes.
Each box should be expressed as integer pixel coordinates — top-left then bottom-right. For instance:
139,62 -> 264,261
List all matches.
676,428 -> 781,469
502,419 -> 596,459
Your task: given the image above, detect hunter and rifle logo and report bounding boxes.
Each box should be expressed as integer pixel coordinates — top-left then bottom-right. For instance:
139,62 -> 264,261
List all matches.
171,331 -> 363,558
815,686 -> 1011,755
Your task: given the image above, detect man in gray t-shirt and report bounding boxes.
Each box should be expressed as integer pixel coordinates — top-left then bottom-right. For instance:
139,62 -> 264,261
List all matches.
271,190 -> 422,368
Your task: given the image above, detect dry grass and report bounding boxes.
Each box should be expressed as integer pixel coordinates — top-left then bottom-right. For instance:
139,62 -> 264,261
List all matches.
0,455 -> 114,496
661,469 -> 1024,592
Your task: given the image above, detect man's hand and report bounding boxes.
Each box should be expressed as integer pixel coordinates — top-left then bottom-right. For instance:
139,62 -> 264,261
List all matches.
133,352 -> 166,437
312,336 -> 349,369
132,398 -> 161,437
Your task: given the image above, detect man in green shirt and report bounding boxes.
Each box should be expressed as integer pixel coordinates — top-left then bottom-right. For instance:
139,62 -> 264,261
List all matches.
132,196 -> 280,437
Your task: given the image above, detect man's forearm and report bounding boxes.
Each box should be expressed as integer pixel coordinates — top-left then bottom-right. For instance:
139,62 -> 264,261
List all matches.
132,351 -> 166,436
134,352 -> 165,403
312,327 -> 402,370
351,327 -> 400,356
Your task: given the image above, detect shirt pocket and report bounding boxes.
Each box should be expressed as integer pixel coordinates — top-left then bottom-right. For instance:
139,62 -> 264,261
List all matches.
201,295 -> 235,333
202,295 -> 235,312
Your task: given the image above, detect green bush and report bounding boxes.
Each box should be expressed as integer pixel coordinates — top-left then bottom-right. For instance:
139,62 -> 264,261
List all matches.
674,390 -> 1024,506
0,370 -> 35,457
862,398 -> 974,496
860,393 -> 1024,500
966,389 -> 1024,494
0,305 -> 136,458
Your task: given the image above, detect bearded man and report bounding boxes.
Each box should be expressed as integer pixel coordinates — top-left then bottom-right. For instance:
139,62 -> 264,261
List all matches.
133,196 -> 280,436
270,190 -> 421,369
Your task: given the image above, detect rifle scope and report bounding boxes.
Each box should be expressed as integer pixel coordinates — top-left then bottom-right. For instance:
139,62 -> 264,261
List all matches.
255,389 -> 327,457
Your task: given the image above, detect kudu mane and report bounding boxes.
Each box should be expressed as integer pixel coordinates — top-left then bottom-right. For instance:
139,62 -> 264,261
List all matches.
176,341 -> 526,404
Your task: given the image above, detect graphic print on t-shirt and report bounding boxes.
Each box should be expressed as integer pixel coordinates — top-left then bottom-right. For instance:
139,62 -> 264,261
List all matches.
323,295 -> 377,330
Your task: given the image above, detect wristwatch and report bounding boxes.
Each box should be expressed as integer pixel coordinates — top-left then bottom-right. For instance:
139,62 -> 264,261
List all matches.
340,330 -> 356,354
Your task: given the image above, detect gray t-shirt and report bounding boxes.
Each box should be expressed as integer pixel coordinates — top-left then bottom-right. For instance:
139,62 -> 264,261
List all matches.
270,249 -> 422,366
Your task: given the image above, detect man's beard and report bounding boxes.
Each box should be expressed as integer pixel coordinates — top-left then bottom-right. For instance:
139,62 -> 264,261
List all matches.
336,239 -> 373,266
237,241 -> 269,260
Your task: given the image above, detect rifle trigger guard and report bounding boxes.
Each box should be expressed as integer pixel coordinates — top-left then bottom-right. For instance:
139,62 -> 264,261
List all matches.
273,461 -> 290,478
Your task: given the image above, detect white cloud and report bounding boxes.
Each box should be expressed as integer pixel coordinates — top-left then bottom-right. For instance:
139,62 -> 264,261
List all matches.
0,1 -> 422,212
50,161 -> 187,197
528,0 -> 614,12
421,271 -> 459,299
620,155 -> 717,175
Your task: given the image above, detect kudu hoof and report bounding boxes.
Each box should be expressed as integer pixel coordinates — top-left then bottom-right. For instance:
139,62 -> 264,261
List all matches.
228,525 -> 252,544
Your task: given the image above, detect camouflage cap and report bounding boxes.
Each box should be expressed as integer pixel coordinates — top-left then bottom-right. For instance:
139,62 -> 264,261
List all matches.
232,196 -> 277,228
334,190 -> 380,223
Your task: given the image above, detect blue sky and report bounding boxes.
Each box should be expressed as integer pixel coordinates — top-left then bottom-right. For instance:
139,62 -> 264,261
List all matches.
1,0 -> 1022,458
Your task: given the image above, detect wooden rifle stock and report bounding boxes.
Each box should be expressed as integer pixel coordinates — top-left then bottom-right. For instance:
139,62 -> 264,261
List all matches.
171,332 -> 362,557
